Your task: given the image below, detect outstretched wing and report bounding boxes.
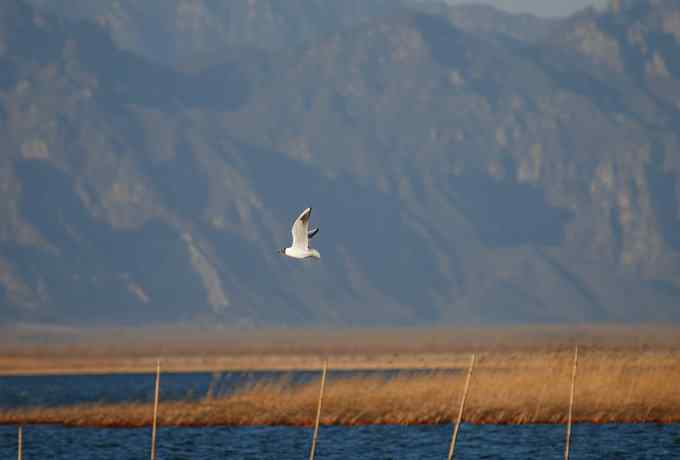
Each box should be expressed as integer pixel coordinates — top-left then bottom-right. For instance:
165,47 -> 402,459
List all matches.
291,207 -> 312,249
308,227 -> 319,239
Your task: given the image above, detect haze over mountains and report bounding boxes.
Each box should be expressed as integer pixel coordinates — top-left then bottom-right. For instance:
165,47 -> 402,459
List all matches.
441,0 -> 608,18
1,0 -> 679,327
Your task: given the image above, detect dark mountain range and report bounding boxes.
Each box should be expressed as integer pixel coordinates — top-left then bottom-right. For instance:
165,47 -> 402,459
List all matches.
1,0 -> 679,327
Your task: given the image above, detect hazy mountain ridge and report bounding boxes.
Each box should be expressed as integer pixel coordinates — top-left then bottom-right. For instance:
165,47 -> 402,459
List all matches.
25,0 -> 557,69
415,2 -> 557,43
1,0 -> 679,326
26,0 -> 406,69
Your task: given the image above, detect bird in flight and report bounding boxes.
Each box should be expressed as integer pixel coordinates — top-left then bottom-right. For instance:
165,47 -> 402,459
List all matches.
279,207 -> 320,259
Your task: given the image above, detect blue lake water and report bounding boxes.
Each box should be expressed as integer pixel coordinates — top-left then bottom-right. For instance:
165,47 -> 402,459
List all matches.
0,370 -> 440,408
1,373 -> 679,458
1,424 -> 679,459
0,372 -> 295,408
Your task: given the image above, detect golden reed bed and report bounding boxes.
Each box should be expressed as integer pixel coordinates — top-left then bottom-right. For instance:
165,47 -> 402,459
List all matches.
2,349 -> 679,427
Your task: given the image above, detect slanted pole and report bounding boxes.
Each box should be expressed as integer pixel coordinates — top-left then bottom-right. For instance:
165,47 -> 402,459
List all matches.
151,359 -> 161,460
448,353 -> 476,460
17,425 -> 23,460
564,346 -> 579,460
309,359 -> 328,460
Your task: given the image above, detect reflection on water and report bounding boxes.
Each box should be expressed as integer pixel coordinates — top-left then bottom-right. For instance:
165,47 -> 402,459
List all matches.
0,424 -> 679,459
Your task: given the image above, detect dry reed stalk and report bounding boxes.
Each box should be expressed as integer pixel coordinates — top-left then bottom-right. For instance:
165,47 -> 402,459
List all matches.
564,347 -> 578,460
448,353 -> 475,460
17,425 -> 22,460
4,350 -> 680,427
150,359 -> 160,460
532,381 -> 548,422
309,359 -> 328,460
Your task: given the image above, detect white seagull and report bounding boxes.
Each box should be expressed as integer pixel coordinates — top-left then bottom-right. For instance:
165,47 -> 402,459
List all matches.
279,207 -> 320,259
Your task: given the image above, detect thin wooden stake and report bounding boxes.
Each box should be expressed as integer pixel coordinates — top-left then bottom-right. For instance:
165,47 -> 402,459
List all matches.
448,353 -> 475,460
564,346 -> 579,460
150,359 -> 161,460
17,425 -> 22,460
309,359 -> 328,460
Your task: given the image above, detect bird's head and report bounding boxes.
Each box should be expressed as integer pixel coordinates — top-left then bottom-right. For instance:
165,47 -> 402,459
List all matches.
278,248 -> 286,255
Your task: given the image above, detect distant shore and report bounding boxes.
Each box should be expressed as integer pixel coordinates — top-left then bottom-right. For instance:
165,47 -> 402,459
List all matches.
3,323 -> 680,376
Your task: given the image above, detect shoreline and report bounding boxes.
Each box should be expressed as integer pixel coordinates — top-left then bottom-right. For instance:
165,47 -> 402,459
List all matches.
0,352 -> 475,376
2,346 -> 680,376
2,417 -> 679,428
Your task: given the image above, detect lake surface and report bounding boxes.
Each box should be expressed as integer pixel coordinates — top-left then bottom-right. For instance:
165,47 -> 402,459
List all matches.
0,370 -> 433,408
1,424 -> 679,459
1,373 -> 679,458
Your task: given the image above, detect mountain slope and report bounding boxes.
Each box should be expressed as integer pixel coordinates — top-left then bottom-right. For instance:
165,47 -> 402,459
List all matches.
222,2 -> 680,322
1,0 -> 679,326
